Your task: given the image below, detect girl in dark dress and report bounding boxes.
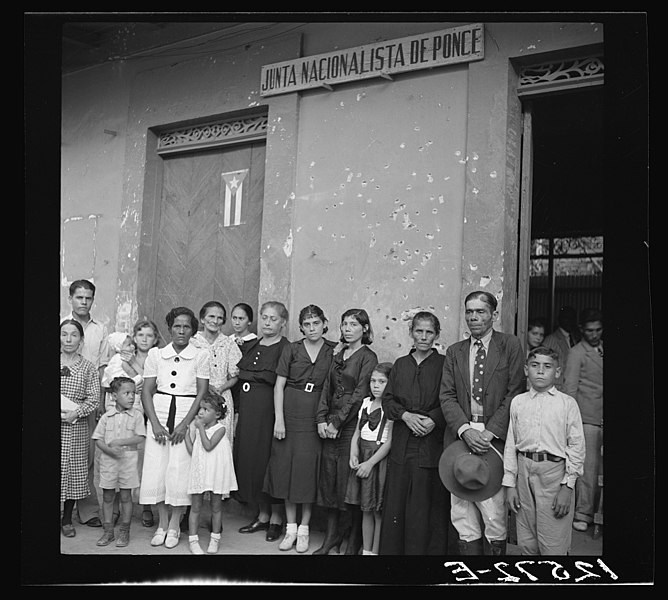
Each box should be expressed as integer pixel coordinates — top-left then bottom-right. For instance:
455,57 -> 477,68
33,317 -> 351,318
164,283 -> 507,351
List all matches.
233,301 -> 290,542
313,308 -> 378,555
378,311 -> 451,555
264,305 -> 336,553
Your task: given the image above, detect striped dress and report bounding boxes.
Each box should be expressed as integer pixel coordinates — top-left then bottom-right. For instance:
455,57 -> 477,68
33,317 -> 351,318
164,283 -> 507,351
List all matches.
60,355 -> 100,502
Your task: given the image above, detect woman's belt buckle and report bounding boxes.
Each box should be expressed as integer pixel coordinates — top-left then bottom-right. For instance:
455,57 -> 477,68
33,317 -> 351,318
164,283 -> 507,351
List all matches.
305,383 -> 314,393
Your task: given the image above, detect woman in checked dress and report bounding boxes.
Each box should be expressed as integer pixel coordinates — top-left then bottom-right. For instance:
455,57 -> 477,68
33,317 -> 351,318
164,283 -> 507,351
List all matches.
60,319 -> 101,538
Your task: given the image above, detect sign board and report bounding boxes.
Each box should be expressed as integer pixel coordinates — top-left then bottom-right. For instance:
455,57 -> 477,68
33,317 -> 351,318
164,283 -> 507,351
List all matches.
260,23 -> 484,97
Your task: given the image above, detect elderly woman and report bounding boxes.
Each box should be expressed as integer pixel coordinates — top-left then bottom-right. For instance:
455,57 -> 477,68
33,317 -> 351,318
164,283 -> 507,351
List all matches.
60,319 -> 101,538
139,307 -> 209,550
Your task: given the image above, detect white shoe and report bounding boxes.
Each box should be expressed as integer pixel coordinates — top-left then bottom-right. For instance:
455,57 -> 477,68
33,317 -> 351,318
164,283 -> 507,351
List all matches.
279,531 -> 297,551
150,528 -> 167,546
165,528 -> 181,548
207,533 -> 221,554
296,525 -> 309,553
189,536 -> 204,555
573,521 -> 588,532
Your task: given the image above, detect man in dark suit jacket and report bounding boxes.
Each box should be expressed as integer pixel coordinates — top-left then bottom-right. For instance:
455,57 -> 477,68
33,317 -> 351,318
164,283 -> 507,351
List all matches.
439,291 -> 525,555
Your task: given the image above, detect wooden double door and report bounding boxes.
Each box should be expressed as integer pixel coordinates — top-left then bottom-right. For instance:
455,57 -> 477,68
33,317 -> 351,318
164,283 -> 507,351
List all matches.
149,142 -> 265,342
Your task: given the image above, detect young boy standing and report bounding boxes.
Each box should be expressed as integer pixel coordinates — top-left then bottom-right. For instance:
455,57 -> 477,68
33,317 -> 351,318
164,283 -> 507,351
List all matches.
502,347 -> 585,555
92,376 -> 146,547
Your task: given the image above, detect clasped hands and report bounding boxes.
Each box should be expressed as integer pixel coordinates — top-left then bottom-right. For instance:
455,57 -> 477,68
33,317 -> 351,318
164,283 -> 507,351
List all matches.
317,422 -> 339,439
153,422 -> 187,445
402,412 -> 435,437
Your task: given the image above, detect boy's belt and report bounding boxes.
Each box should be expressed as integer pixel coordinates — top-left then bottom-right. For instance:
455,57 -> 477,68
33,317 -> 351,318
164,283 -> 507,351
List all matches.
520,451 -> 564,463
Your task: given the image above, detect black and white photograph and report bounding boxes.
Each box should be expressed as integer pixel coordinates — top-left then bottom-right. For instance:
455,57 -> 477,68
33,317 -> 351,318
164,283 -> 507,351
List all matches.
23,11 -> 652,586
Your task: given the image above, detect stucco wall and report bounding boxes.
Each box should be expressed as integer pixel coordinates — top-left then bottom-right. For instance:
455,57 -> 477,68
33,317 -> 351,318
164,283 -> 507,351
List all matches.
60,20 -> 603,357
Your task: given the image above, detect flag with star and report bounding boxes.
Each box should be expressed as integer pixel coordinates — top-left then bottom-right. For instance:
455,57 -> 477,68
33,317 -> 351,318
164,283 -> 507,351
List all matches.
221,169 -> 249,227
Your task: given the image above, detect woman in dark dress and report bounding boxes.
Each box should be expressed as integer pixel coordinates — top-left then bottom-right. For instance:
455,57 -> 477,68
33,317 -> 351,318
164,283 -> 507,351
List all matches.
378,311 -> 451,555
313,308 -> 378,555
229,302 -> 258,437
233,301 -> 290,542
264,305 -> 336,553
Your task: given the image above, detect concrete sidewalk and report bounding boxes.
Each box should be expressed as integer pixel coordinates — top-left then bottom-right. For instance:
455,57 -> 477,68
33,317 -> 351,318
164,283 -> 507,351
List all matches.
60,499 -> 602,557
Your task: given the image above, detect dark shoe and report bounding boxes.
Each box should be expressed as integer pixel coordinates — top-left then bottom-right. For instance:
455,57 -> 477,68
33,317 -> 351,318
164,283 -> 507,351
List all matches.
312,534 -> 343,555
96,525 -> 115,546
142,509 -> 154,528
238,518 -> 269,534
488,540 -> 506,556
61,524 -> 76,538
85,517 -> 102,528
457,538 -> 484,555
265,523 -> 282,542
116,526 -> 130,547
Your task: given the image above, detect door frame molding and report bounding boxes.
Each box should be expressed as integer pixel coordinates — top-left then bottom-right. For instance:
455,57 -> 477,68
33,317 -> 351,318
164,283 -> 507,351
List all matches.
137,108 -> 268,326
515,51 -> 604,345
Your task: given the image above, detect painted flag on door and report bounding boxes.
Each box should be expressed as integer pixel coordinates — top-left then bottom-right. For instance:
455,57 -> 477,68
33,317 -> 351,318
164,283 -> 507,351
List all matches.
221,169 -> 249,227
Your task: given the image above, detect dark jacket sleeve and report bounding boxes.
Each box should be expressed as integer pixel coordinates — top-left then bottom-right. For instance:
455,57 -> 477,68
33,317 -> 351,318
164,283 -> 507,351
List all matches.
439,343 -> 469,439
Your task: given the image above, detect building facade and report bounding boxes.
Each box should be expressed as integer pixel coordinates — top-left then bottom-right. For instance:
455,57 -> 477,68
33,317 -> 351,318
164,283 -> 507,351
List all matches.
59,20 -> 605,360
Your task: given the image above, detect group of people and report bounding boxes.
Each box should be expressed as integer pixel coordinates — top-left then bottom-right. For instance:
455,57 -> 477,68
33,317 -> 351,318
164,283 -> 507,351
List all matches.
61,279 -> 603,557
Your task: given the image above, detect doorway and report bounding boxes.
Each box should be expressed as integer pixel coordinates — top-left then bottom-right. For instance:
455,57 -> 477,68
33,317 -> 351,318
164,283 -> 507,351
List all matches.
519,86 -> 604,345
141,141 -> 266,343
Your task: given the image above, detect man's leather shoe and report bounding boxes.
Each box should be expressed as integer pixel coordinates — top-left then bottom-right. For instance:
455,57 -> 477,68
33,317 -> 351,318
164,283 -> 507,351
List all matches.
85,517 -> 102,527
238,518 -> 269,534
266,523 -> 282,542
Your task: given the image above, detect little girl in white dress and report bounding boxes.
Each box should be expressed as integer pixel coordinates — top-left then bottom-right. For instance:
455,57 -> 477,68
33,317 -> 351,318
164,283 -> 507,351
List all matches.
184,391 -> 238,554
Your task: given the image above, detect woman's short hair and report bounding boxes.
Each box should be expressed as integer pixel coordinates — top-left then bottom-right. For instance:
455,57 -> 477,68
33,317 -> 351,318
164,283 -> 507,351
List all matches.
165,307 -> 199,331
232,302 -> 254,324
260,301 -> 289,322
339,308 -> 374,345
299,304 -> 329,334
409,311 -> 441,335
61,318 -> 84,338
199,301 -> 227,324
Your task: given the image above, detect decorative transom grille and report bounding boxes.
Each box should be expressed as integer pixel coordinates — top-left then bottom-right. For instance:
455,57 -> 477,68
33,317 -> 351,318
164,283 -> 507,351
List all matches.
518,56 -> 604,95
157,114 -> 268,153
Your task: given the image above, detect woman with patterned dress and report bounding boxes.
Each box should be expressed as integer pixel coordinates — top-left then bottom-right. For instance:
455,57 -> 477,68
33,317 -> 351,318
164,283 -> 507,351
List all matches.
264,305 -> 336,553
233,301 -> 291,542
313,308 -> 378,555
191,301 -> 242,450
139,307 -> 209,550
60,319 -> 101,538
379,311 -> 451,555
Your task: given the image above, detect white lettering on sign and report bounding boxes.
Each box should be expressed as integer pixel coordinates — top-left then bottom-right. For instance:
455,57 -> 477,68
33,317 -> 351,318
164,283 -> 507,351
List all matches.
260,24 -> 484,97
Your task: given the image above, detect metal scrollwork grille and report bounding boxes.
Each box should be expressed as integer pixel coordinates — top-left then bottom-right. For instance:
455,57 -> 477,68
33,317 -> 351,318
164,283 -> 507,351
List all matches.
518,56 -> 604,96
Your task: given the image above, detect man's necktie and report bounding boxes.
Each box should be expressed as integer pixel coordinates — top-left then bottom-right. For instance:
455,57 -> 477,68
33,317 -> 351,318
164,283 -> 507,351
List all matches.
472,339 -> 486,418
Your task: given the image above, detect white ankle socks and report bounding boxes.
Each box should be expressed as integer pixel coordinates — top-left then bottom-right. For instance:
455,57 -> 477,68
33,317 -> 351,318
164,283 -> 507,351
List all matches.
285,523 -> 298,535
297,524 -> 309,535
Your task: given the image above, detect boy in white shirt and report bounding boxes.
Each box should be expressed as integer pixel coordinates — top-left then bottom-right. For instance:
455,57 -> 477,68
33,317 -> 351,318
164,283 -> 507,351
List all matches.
502,346 -> 585,555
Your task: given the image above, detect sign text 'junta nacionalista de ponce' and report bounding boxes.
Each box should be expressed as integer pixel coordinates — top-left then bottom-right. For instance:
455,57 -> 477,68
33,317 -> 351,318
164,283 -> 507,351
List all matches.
260,23 -> 484,97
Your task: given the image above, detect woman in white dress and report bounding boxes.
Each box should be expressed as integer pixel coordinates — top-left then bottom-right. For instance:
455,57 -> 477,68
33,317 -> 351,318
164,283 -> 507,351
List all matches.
139,307 -> 209,550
